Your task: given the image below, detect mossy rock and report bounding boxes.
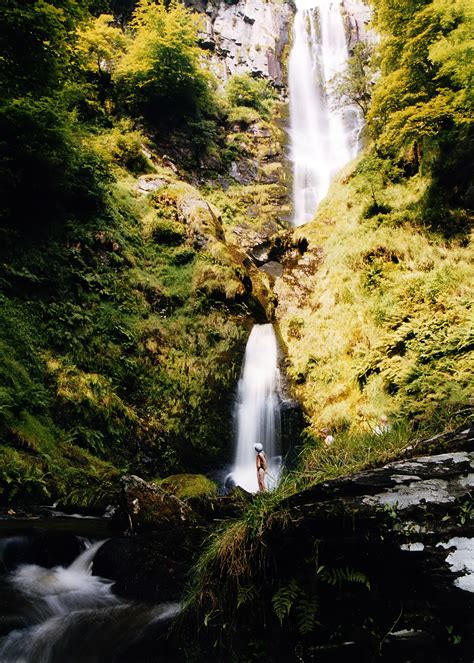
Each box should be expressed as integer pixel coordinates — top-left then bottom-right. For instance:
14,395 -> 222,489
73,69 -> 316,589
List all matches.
121,474 -> 197,531
157,473 -> 218,500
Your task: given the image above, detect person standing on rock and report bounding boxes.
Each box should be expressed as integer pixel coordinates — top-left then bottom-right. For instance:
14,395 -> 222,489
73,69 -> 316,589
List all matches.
255,443 -> 268,492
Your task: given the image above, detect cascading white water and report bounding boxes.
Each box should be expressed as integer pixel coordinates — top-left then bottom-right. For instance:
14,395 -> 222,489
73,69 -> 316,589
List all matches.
289,0 -> 364,226
228,324 -> 281,493
0,537 -> 180,662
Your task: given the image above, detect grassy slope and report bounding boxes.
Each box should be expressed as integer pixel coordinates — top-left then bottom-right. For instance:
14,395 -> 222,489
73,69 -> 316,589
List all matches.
276,154 -> 473,447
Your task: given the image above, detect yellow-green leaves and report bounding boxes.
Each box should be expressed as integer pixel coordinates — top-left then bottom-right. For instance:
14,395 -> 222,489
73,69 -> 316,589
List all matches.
115,0 -> 213,123
75,14 -> 126,75
369,0 -> 473,158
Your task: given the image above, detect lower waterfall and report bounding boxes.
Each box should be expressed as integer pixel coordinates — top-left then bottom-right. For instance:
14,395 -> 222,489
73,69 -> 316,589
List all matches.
227,324 -> 282,493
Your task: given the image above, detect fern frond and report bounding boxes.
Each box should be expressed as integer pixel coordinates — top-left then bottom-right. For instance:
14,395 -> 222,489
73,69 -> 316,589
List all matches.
237,584 -> 257,609
296,593 -> 320,634
318,565 -> 370,590
272,579 -> 300,625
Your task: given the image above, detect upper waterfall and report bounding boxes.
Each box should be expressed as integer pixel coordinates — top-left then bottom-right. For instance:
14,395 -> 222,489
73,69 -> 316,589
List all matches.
228,324 -> 282,493
288,0 -> 364,226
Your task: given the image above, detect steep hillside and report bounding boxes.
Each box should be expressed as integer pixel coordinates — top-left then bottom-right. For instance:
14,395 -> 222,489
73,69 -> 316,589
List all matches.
275,156 -> 473,439
0,0 -> 291,507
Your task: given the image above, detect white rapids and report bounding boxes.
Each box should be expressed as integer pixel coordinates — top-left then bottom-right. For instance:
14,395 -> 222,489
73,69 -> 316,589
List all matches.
228,324 -> 282,493
0,538 -> 180,662
288,0 -> 364,226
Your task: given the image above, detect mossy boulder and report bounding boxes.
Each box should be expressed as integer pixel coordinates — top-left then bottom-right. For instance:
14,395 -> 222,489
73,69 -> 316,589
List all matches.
156,182 -> 225,249
157,473 -> 218,500
120,474 -> 198,531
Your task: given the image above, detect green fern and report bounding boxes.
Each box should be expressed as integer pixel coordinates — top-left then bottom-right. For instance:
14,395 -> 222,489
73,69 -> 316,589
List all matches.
272,579 -> 300,625
295,593 -> 320,634
237,584 -> 257,609
318,565 -> 371,590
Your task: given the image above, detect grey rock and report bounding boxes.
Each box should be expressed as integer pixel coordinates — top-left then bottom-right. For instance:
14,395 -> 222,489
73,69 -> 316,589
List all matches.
259,261 -> 283,278
341,0 -> 376,51
137,177 -> 166,194
187,0 -> 294,87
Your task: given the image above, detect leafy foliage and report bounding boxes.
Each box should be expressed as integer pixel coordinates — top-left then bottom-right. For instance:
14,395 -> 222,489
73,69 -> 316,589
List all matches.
0,0 -> 84,98
318,564 -> 371,591
76,13 -> 127,77
272,580 -> 300,625
115,0 -> 216,125
368,0 -> 473,205
331,41 -> 376,117
0,97 -> 110,228
279,149 -> 473,441
225,73 -> 275,117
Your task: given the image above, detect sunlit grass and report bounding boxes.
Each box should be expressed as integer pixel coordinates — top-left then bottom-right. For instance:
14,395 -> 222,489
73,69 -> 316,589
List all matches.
276,154 -> 473,435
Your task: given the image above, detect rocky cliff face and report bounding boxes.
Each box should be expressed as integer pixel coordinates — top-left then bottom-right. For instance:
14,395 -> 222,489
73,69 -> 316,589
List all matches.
192,0 -> 294,87
188,0 -> 372,89
341,0 -> 374,50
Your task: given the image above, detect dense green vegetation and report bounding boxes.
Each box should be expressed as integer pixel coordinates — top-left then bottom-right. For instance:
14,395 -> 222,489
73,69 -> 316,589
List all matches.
0,0 -> 472,659
276,0 -> 473,452
0,0 -> 283,507
369,0 -> 473,213
0,0 -> 471,534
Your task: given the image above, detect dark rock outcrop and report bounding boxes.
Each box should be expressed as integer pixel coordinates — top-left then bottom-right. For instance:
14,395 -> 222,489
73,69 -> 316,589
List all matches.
119,475 -> 198,532
269,423 -> 474,661
93,526 -> 206,603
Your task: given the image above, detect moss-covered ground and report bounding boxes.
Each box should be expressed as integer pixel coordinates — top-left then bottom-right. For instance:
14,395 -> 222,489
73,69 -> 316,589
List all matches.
0,155 -> 261,507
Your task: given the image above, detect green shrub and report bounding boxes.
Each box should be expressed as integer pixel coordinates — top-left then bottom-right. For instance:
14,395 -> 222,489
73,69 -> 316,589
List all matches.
0,97 -> 110,228
225,74 -> 274,117
170,246 -> 196,265
361,200 -> 392,219
227,106 -> 260,127
152,219 -> 186,245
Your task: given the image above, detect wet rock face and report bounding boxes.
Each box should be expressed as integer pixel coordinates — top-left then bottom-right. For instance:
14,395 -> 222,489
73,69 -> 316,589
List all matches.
279,423 -> 474,660
341,0 -> 374,51
189,0 -> 294,87
93,528 -> 206,603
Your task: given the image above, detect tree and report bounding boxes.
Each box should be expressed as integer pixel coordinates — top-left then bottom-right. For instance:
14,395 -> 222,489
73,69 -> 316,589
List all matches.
76,13 -> 127,78
0,0 -> 84,98
367,0 -> 473,208
115,0 -> 216,125
330,42 -> 376,117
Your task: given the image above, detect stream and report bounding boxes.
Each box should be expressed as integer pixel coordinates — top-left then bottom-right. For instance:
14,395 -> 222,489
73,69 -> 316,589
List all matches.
0,520 -> 179,663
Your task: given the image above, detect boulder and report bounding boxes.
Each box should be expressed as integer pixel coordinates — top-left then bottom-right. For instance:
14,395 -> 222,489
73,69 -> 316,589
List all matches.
92,526 -> 206,603
137,176 -> 166,194
259,260 -> 283,278
119,475 -> 197,532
